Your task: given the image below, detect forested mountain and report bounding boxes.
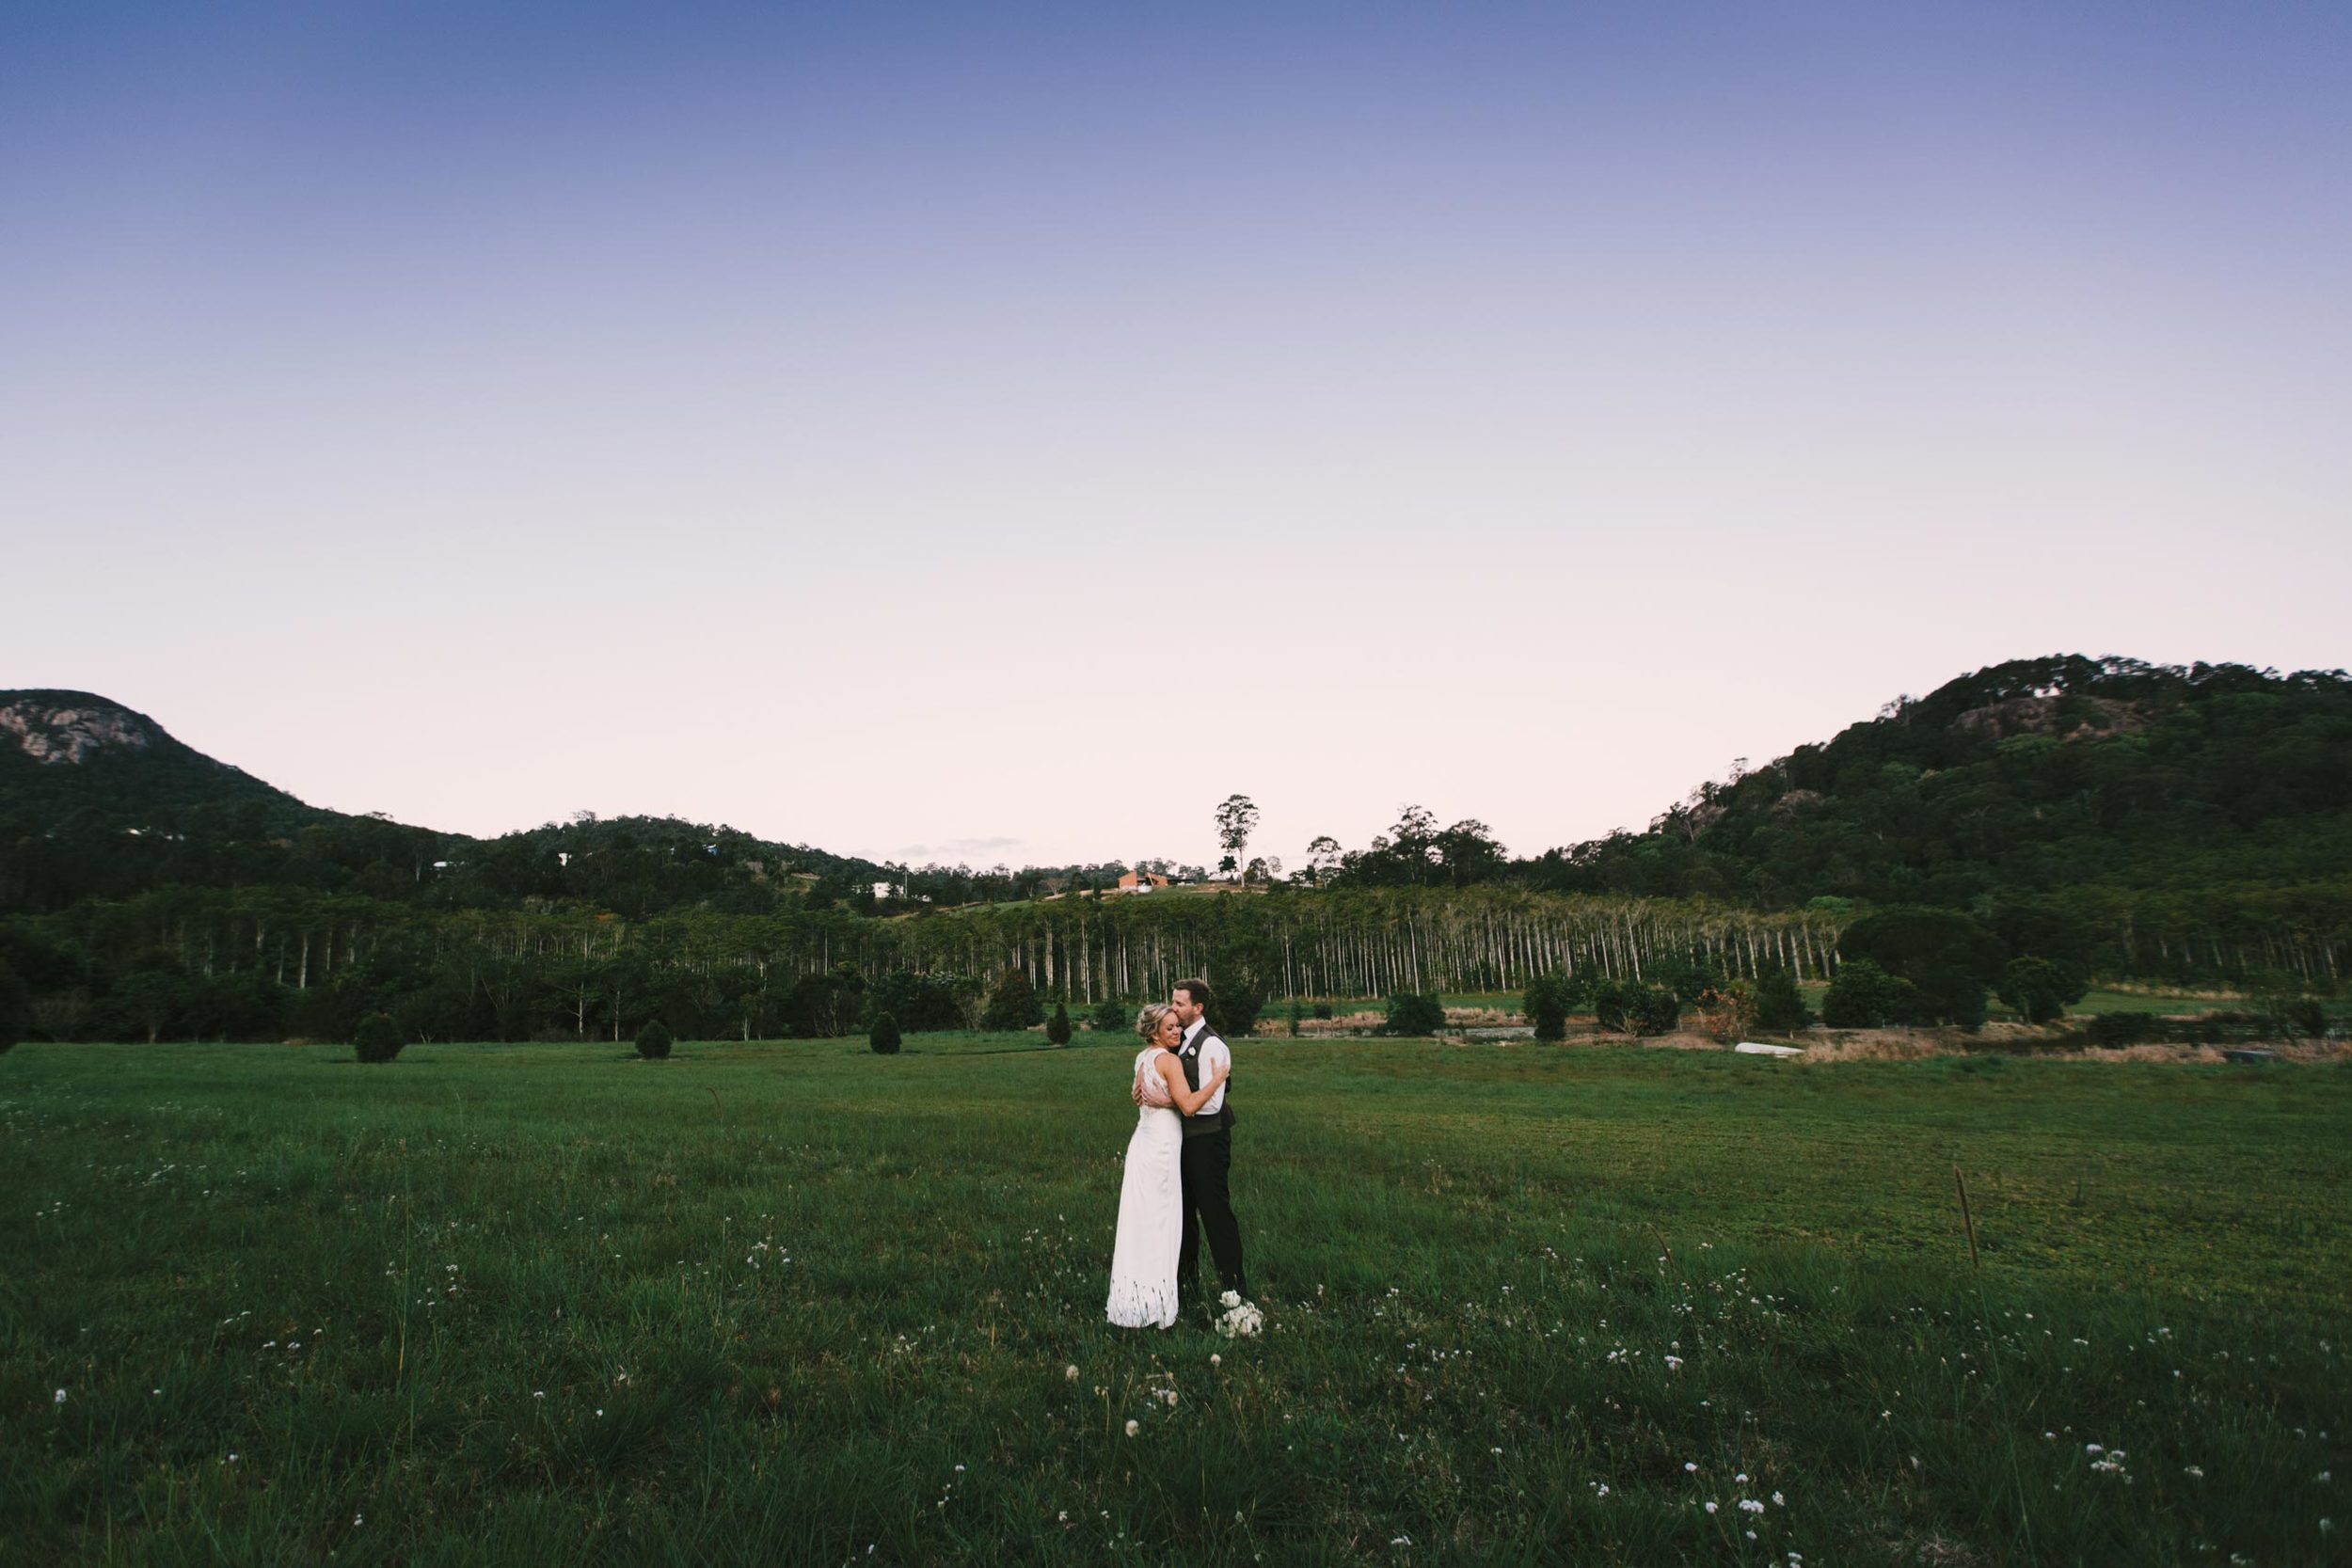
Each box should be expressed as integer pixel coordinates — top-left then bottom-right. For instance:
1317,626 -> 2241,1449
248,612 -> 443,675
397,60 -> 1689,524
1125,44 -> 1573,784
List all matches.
1518,656 -> 2352,909
0,692 -> 1054,917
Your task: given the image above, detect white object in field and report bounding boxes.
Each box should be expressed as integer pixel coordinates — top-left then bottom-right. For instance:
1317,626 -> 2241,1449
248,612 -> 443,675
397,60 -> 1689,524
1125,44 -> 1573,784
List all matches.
1734,1041 -> 1804,1057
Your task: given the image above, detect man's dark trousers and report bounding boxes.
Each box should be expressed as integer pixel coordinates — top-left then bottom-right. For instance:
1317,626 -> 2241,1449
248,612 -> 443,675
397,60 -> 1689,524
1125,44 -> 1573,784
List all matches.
1175,1019 -> 1248,1311
1178,1129 -> 1247,1308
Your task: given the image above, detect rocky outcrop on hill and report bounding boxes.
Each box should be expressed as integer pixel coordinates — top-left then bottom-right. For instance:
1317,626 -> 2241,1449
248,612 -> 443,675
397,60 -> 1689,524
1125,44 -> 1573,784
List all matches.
1950,693 -> 2147,744
1,698 -> 157,765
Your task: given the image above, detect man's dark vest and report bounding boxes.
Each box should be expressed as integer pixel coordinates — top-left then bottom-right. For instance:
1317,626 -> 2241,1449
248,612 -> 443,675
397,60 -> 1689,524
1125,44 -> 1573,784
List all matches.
1178,1025 -> 1235,1139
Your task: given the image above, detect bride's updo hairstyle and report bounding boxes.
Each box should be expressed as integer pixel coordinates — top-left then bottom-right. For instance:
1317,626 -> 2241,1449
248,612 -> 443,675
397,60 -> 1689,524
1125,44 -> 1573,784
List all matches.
1136,1002 -> 1175,1046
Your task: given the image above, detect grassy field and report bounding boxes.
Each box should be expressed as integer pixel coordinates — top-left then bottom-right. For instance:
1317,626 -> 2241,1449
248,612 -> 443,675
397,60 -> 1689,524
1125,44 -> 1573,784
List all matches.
4,1036 -> 2347,1565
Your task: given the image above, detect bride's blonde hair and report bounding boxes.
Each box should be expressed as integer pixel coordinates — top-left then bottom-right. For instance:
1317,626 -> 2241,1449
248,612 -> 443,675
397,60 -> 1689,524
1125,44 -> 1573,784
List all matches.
1135,1002 -> 1175,1045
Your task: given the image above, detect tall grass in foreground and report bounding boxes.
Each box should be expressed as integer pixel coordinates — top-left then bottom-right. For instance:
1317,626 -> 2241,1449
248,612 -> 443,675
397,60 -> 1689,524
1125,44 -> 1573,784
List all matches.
3,1037 -> 2346,1564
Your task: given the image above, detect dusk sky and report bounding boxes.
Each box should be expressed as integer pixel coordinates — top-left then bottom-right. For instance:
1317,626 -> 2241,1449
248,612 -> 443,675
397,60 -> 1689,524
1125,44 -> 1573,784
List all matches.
6,2 -> 2347,871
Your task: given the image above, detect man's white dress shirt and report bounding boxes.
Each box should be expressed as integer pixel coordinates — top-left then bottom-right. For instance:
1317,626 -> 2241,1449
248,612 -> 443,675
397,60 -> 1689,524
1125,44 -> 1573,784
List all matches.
1182,1015 -> 1230,1117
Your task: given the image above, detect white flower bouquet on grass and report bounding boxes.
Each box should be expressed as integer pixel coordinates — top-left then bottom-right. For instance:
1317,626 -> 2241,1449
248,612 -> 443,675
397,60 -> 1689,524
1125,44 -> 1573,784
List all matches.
1216,1290 -> 1264,1338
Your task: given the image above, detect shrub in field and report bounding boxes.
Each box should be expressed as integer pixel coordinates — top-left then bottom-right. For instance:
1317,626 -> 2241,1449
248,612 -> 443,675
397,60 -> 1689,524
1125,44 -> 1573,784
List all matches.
1287,1000 -> 1303,1037
635,1021 -> 674,1060
1592,979 -> 1628,1032
1046,1003 -> 1072,1045
1752,967 -> 1811,1031
353,1012 -> 403,1064
1998,957 -> 2076,1023
1523,972 -> 1575,1041
1207,939 -> 1272,1037
868,1011 -> 901,1054
1691,982 -> 1756,1043
1090,998 -> 1130,1036
980,969 -> 1043,1031
1385,992 -> 1445,1036
1311,1003 -> 1333,1021
1216,988 -> 1267,1037
1821,960 -> 1917,1028
1624,984 -> 1680,1037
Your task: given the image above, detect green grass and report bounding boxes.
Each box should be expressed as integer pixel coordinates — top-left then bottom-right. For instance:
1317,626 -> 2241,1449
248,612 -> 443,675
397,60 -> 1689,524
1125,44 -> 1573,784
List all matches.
4,1036 -> 2347,1565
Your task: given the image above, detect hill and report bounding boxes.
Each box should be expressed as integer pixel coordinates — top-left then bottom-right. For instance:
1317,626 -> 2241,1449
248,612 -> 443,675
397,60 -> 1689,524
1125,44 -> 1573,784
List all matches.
0,692 -> 1024,918
1522,655 -> 2352,907
0,690 -> 323,830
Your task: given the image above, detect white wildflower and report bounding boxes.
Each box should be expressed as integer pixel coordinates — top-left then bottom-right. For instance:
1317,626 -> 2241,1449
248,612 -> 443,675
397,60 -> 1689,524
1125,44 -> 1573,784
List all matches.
1065,1365 -> 1078,1381
1705,1500 -> 1719,1514
54,1388 -> 67,1405
1124,1419 -> 1139,1437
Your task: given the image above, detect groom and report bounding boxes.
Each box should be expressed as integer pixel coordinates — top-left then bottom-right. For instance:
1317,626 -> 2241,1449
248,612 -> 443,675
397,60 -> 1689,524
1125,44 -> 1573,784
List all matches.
1170,978 -> 1249,1321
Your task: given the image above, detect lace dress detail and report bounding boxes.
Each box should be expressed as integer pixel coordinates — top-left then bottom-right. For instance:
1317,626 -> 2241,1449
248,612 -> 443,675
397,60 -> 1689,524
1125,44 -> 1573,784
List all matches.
1134,1049 -> 1175,1108
1106,1048 -> 1184,1328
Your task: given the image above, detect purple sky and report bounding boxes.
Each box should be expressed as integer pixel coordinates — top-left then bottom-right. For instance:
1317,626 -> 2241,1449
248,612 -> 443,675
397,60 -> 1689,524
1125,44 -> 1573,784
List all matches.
5,2 -> 2347,869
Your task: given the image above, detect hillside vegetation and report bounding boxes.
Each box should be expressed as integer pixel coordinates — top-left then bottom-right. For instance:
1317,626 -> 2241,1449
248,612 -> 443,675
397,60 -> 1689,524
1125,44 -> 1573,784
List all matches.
2,657 -> 2345,1049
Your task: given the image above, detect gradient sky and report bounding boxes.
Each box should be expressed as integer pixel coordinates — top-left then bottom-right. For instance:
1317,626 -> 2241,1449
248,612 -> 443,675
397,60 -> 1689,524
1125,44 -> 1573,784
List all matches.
5,2 -> 2347,870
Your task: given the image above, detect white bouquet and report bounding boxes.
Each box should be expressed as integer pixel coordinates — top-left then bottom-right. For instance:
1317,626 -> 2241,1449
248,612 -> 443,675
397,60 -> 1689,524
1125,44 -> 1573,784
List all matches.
1215,1290 -> 1264,1338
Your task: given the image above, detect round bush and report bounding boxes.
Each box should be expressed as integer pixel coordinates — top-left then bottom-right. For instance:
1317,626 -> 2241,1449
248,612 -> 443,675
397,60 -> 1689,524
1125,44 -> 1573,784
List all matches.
353,1012 -> 403,1064
1751,967 -> 1812,1031
1625,984 -> 1681,1037
1385,992 -> 1446,1037
1090,998 -> 1130,1036
1523,973 -> 1575,1042
869,1011 -> 902,1054
635,1021 -> 674,1060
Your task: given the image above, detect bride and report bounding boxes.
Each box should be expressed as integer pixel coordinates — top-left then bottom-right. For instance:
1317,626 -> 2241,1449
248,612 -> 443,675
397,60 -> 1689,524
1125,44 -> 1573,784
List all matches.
1106,1002 -> 1230,1328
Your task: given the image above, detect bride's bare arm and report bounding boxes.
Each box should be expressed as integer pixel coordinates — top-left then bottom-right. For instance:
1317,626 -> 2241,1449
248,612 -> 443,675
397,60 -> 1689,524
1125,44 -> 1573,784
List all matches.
1155,1053 -> 1229,1116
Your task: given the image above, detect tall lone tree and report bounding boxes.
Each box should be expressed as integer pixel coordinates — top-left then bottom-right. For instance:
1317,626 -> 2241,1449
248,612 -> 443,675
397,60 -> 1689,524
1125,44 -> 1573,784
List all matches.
1215,795 -> 1260,883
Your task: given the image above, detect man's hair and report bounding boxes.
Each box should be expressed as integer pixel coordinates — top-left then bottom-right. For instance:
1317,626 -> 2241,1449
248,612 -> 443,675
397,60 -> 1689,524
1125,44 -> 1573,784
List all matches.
1175,977 -> 1214,1010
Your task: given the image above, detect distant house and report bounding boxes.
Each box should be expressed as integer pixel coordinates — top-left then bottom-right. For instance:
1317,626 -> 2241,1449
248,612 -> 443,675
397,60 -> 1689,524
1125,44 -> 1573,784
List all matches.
872,881 -> 904,901
1116,870 -> 1172,894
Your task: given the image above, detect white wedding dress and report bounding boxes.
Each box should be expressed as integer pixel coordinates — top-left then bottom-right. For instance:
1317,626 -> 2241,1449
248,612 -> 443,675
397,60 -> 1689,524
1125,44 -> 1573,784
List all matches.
1105,1047 -> 1184,1328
